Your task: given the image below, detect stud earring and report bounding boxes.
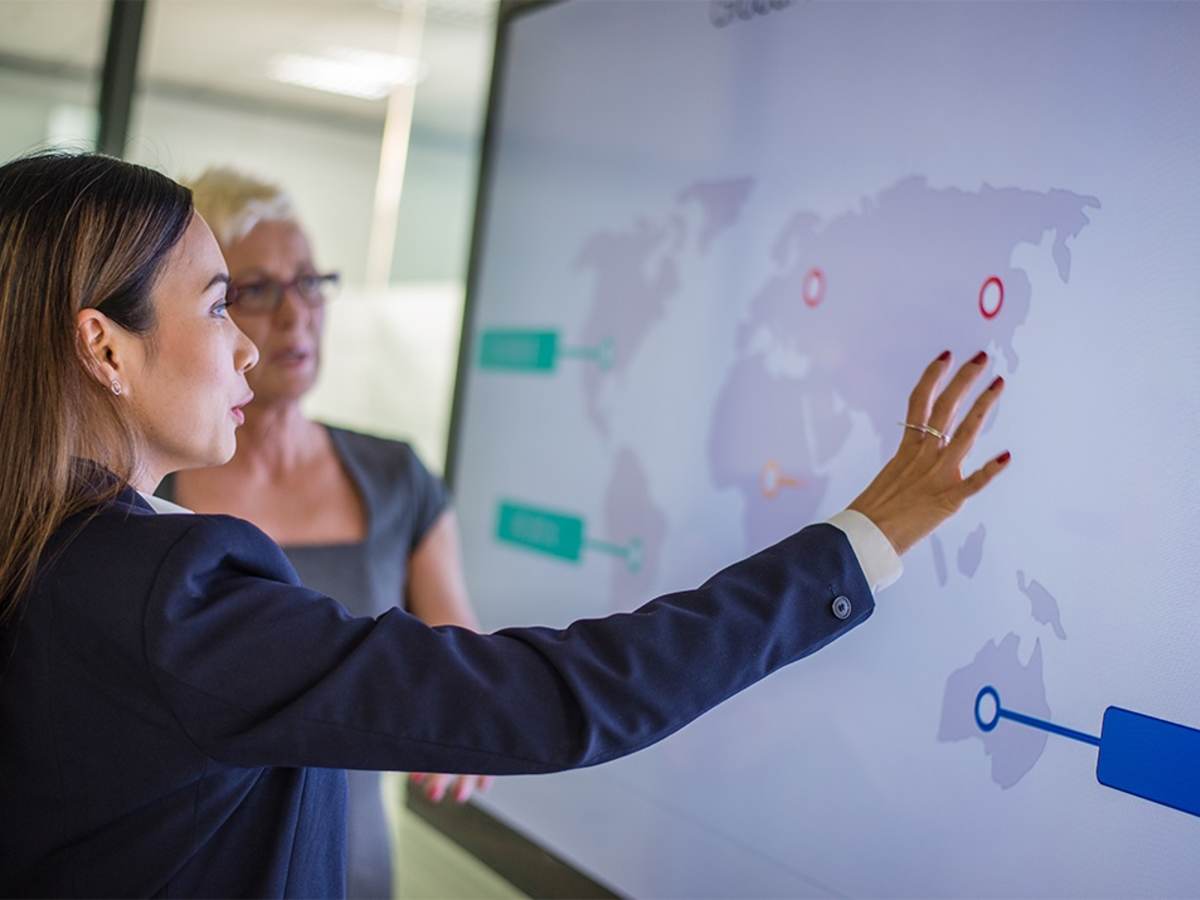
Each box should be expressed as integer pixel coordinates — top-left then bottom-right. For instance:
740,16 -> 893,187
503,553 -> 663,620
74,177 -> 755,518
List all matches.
110,381 -> 122,396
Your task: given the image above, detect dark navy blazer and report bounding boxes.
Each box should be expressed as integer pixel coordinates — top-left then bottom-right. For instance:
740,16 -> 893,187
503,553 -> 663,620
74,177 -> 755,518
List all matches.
0,486 -> 875,897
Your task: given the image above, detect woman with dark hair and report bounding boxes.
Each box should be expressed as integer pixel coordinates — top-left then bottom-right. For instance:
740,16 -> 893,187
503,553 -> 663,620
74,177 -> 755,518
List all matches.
0,152 -> 1010,898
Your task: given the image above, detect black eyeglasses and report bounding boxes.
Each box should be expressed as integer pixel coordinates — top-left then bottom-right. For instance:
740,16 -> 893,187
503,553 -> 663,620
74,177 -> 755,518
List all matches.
227,272 -> 341,314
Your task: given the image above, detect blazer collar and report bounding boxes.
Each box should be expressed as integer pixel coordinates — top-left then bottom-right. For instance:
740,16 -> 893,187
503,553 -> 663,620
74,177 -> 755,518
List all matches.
115,486 -> 156,515
70,458 -> 156,516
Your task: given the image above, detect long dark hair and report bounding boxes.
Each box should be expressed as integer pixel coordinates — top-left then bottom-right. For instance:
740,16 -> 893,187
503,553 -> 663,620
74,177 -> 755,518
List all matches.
0,152 -> 193,622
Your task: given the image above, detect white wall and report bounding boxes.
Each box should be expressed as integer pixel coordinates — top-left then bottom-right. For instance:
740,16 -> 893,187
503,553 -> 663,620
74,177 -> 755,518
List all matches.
0,68 -> 95,161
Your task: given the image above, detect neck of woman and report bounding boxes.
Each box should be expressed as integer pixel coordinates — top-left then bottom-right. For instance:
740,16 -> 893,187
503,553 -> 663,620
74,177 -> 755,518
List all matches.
226,398 -> 326,476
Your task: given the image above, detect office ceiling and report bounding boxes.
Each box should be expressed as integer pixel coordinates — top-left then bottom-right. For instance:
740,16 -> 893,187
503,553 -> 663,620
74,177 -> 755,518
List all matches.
0,0 -> 498,135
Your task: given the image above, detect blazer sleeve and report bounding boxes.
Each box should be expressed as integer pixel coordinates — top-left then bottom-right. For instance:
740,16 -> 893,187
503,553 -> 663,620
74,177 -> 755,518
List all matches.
143,514 -> 876,774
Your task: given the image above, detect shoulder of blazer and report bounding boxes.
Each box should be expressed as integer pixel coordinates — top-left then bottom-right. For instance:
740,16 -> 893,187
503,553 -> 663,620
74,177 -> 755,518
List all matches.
44,498 -> 302,607
143,513 -> 305,593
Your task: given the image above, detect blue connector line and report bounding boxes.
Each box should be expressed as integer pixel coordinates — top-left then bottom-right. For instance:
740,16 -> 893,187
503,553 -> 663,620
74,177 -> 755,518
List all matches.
974,685 -> 1100,746
973,685 -> 1200,819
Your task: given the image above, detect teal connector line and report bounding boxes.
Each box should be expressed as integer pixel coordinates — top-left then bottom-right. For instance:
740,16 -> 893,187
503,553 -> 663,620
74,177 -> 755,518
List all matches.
495,501 -> 641,572
557,336 -> 616,371
585,537 -> 643,574
478,329 -> 614,373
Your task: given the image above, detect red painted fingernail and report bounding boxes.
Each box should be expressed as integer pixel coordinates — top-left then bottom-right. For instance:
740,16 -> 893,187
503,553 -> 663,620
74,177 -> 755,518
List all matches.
971,351 -> 988,365
997,451 -> 1011,465
937,350 -> 951,362
989,376 -> 1004,391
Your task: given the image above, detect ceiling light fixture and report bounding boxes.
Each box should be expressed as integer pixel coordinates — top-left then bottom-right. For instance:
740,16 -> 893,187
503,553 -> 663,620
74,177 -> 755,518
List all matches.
268,47 -> 428,100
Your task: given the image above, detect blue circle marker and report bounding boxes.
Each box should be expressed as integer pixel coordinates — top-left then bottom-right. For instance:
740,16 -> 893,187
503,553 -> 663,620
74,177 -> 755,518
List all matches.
975,685 -> 1001,732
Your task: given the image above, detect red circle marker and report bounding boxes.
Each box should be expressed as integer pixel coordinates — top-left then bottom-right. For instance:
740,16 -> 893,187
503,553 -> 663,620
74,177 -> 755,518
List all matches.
978,276 -> 1004,319
803,267 -> 825,308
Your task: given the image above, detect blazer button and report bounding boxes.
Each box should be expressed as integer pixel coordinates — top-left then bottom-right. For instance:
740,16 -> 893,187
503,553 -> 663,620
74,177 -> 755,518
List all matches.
831,595 -> 852,620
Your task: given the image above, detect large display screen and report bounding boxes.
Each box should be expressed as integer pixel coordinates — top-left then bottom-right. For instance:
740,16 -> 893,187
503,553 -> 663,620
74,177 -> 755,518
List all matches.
447,2 -> 1200,895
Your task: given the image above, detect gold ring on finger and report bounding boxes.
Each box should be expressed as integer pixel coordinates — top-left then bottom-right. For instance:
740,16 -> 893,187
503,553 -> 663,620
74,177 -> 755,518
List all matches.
898,421 -> 949,445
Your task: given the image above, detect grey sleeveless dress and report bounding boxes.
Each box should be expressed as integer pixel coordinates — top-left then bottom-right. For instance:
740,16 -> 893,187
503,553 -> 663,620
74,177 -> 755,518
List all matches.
157,425 -> 450,899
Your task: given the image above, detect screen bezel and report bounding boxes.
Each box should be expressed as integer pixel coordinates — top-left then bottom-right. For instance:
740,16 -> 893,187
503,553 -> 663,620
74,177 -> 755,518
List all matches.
423,1 -> 617,895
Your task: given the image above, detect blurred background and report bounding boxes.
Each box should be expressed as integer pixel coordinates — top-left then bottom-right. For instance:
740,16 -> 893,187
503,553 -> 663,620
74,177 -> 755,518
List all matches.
0,0 -> 522,896
0,0 -> 494,474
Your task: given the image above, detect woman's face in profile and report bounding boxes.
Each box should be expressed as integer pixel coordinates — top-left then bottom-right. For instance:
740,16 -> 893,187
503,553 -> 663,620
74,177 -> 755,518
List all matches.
222,220 -> 326,405
123,214 -> 258,475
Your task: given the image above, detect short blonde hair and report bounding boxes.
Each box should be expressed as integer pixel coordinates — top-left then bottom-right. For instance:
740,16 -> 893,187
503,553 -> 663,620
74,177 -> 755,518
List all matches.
184,166 -> 298,248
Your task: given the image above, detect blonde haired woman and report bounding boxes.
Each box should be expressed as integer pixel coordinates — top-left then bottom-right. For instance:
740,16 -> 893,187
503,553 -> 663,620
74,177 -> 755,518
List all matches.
153,167 -> 486,898
0,152 -> 1011,897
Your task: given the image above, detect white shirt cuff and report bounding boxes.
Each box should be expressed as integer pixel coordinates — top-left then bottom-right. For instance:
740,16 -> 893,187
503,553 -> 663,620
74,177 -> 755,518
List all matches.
824,508 -> 903,595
